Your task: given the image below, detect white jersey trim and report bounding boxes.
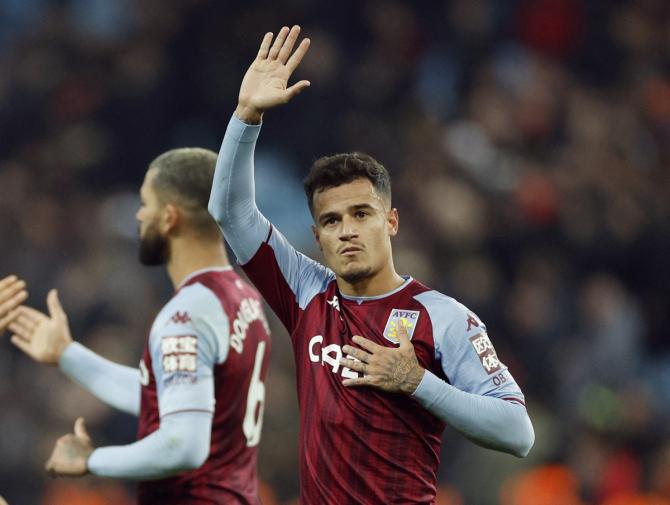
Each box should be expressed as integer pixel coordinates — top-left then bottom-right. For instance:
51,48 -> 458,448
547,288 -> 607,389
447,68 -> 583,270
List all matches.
340,276 -> 414,304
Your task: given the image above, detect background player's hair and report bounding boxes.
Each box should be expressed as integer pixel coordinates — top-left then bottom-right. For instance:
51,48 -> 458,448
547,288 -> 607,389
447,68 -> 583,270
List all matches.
149,147 -> 220,237
303,152 -> 392,216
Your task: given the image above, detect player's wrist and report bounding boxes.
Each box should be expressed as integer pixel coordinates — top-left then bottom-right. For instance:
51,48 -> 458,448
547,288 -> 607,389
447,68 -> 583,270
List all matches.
403,366 -> 425,395
50,338 -> 73,366
234,104 -> 264,125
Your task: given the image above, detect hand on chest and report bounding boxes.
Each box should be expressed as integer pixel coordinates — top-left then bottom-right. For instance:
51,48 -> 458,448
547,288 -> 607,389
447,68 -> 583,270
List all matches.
304,297 -> 433,381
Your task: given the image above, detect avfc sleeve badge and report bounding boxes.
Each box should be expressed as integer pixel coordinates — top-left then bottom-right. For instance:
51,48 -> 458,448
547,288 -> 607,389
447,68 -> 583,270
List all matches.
383,309 -> 420,344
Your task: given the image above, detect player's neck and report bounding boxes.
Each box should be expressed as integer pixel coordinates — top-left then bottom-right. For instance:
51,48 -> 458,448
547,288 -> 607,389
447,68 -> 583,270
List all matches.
166,237 -> 230,289
337,265 -> 405,298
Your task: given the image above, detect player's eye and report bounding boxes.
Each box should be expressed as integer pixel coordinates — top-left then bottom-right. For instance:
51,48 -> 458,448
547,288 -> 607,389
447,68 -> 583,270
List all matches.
355,210 -> 368,219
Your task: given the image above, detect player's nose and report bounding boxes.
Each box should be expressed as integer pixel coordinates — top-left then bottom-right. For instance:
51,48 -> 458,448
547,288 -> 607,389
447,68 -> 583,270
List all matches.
339,215 -> 358,239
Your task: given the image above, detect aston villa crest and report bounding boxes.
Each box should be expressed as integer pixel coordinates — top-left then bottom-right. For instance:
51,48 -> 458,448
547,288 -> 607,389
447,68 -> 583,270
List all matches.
383,309 -> 420,344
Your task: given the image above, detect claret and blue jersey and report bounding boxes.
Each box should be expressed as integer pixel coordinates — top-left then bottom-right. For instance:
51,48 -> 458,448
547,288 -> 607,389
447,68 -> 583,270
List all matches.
209,114 -> 533,505
137,267 -> 271,505
241,225 -> 525,504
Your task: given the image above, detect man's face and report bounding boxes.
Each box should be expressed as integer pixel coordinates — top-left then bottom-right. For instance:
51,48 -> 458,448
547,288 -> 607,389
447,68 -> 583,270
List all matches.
312,178 -> 398,285
136,169 -> 169,266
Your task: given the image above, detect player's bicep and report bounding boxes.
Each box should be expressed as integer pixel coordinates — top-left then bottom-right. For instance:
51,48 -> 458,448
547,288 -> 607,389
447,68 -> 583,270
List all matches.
416,292 -> 524,403
150,328 -> 216,416
441,315 -> 525,403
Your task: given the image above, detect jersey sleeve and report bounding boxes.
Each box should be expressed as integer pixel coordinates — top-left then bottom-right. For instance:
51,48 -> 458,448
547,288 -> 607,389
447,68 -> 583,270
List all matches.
414,291 -> 525,404
241,224 -> 334,333
149,283 -> 230,417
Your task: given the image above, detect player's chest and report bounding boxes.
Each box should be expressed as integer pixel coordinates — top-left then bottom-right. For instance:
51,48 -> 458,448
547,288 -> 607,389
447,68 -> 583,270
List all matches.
294,296 -> 436,379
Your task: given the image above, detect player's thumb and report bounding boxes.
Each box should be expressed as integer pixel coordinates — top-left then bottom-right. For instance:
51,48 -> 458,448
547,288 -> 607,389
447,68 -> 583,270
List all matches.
74,417 -> 90,442
285,80 -> 310,101
47,289 -> 66,321
397,320 -> 411,347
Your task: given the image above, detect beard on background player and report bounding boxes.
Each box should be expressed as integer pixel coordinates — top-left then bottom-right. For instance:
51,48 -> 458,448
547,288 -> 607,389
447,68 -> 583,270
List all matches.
8,148 -> 271,505
0,275 -> 27,333
209,25 -> 534,504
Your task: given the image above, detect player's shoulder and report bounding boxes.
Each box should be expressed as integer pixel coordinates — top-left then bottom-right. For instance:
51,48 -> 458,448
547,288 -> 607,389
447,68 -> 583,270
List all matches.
412,285 -> 470,321
157,281 -> 226,330
412,286 -> 485,341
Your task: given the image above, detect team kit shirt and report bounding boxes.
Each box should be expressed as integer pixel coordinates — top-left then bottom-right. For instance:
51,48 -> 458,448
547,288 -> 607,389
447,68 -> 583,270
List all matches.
241,229 -> 526,504
136,267 -> 271,504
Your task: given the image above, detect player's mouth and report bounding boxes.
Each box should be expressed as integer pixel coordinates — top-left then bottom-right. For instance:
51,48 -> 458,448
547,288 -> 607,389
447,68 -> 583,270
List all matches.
340,246 -> 363,256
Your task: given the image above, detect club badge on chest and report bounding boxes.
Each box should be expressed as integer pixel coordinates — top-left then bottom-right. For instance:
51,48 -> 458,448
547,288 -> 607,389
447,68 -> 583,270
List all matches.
383,309 -> 420,344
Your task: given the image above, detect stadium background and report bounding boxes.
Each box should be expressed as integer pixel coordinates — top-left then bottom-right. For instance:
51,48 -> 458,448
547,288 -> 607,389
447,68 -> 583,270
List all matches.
1,0 -> 669,503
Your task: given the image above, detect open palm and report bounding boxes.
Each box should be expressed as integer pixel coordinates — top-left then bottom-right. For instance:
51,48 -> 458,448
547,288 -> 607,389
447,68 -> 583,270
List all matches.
9,290 -> 72,365
237,25 -> 311,120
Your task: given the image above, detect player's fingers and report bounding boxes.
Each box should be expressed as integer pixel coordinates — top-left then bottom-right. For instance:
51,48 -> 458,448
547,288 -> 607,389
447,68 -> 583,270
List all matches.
0,288 -> 28,314
396,322 -> 411,348
0,275 -> 18,291
17,305 -> 47,324
268,26 -> 290,60
256,32 -> 273,59
351,335 -> 383,354
339,358 -> 367,374
0,278 -> 26,304
8,320 -> 32,341
15,313 -> 36,331
278,25 -> 301,64
0,494 -> 9,505
74,417 -> 90,442
341,345 -> 371,363
0,309 -> 21,331
342,376 -> 371,387
10,335 -> 33,355
286,38 -> 311,73
47,289 -> 67,322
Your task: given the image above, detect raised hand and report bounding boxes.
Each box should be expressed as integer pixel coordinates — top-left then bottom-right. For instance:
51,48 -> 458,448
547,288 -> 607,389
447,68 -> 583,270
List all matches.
0,275 -> 28,333
339,321 -> 426,395
235,25 -> 311,124
46,417 -> 94,477
9,289 -> 72,365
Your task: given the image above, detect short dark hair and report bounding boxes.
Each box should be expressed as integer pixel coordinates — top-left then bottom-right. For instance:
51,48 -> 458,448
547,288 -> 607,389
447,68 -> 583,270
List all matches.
303,152 -> 392,216
149,147 -> 220,236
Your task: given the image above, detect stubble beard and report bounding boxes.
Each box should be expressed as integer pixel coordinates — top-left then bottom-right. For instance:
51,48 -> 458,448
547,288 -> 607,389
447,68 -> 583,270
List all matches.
339,265 -> 374,285
138,224 -> 169,266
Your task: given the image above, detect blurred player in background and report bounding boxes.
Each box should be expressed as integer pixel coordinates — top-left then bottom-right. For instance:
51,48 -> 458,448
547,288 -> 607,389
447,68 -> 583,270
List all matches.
9,149 -> 271,505
209,26 -> 534,504
0,275 -> 28,332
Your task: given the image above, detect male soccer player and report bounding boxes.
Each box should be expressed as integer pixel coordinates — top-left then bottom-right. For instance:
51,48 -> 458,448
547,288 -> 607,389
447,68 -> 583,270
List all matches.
208,26 -> 534,504
0,275 -> 27,332
9,148 -> 271,504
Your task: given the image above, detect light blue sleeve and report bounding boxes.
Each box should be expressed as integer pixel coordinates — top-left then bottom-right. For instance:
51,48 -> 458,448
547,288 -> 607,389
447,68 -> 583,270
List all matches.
412,291 -> 534,457
265,227 -> 335,310
208,113 -> 334,315
208,114 -> 271,265
86,283 -> 228,480
88,411 -> 211,480
59,342 -> 140,416
150,283 -> 228,417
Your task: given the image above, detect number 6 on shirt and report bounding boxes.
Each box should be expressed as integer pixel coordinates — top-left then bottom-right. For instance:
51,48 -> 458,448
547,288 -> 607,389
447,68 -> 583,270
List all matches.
243,341 -> 267,447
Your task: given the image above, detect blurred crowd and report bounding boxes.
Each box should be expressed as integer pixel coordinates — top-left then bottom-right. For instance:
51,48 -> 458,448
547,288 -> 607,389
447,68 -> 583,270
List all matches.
0,0 -> 669,504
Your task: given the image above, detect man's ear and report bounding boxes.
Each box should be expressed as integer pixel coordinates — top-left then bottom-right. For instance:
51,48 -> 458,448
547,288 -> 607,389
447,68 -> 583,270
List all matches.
311,224 -> 323,251
387,208 -> 399,237
160,204 -> 180,235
